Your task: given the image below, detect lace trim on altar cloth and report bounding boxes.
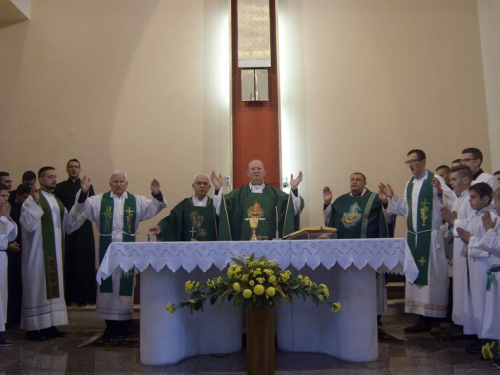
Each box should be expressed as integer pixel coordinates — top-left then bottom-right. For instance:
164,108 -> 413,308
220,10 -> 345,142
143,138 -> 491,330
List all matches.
96,238 -> 414,282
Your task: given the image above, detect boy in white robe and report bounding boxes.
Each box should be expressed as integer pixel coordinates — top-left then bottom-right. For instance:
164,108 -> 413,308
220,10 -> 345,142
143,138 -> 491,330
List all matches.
441,165 -> 475,336
456,182 -> 496,353
479,188 -> 500,345
0,183 -> 17,347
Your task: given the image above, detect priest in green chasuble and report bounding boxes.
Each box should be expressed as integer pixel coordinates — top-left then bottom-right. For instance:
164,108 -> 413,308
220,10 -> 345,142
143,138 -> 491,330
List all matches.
149,173 -> 218,241
379,149 -> 455,335
72,171 -> 166,337
216,160 -> 304,241
323,172 -> 395,325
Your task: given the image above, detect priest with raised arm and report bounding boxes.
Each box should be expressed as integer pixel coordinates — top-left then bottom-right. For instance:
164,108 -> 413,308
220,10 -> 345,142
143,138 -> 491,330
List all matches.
73,171 -> 167,337
149,173 -> 218,242
216,159 -> 304,241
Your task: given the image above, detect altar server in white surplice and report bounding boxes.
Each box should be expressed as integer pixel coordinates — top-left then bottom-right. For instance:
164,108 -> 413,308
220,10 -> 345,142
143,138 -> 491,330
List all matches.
455,183 -> 496,352
72,171 -> 166,337
461,147 -> 500,191
379,149 -> 455,335
0,183 -> 17,347
480,188 -> 500,342
20,167 -> 84,342
440,165 -> 475,328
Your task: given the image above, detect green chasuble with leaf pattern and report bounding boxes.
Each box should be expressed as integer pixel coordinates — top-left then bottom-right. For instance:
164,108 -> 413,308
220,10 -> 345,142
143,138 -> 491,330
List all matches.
219,184 -> 304,241
157,197 -> 218,241
327,189 -> 394,239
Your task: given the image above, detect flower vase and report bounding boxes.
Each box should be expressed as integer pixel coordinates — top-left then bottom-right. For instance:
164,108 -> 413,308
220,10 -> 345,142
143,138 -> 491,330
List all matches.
246,303 -> 275,375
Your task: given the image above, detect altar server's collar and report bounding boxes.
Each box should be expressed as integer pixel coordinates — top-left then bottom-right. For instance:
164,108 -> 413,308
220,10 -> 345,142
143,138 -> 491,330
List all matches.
249,182 -> 265,193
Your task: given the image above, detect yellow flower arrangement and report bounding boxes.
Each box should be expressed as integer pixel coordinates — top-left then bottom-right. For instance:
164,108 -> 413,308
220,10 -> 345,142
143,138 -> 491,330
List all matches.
166,253 -> 341,314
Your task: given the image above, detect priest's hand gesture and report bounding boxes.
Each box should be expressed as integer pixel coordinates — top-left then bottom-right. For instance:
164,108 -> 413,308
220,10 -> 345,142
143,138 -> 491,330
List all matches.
80,175 -> 92,194
150,179 -> 161,195
323,186 -> 333,205
378,183 -> 394,199
31,184 -> 39,203
291,172 -> 303,190
211,171 -> 223,190
149,226 -> 162,236
431,177 -> 443,196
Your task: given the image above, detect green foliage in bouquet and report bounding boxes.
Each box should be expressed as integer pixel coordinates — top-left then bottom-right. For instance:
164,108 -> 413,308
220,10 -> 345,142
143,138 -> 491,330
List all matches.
166,253 -> 341,314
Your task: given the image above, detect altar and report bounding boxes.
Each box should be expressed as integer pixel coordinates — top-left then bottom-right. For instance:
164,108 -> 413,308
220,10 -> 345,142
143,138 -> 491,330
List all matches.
96,239 -> 417,365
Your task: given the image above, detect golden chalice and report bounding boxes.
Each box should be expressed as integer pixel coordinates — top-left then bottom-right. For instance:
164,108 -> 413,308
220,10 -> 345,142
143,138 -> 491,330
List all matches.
249,218 -> 259,241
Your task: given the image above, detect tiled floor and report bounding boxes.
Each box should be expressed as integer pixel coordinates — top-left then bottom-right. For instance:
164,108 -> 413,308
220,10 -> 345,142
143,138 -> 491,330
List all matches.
1,305 -> 499,374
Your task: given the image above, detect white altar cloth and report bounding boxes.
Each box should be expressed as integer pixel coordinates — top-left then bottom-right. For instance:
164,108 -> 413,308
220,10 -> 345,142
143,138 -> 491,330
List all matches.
97,239 -> 416,365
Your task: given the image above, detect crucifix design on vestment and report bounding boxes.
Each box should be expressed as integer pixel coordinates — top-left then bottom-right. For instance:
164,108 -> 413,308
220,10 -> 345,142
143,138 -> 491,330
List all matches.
419,257 -> 426,266
101,206 -> 113,232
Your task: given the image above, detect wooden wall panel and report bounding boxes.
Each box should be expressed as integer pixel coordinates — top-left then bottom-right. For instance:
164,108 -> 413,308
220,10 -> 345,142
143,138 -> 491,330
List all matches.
231,0 -> 280,189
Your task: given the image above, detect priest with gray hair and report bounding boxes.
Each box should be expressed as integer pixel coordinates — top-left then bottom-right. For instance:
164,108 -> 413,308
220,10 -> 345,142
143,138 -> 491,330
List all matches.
72,170 -> 167,337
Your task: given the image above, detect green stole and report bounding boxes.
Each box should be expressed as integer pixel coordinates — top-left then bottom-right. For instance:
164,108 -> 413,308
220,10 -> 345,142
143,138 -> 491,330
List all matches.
99,191 -> 136,296
39,191 -> 66,299
158,197 -> 218,242
406,171 -> 434,286
219,184 -> 303,241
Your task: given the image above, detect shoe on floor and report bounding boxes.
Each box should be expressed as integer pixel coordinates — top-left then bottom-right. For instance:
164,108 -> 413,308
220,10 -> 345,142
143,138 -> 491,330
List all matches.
26,330 -> 46,342
450,333 -> 478,342
404,319 -> 431,333
466,339 -> 490,354
430,322 -> 441,336
41,326 -> 67,338
0,338 -> 13,347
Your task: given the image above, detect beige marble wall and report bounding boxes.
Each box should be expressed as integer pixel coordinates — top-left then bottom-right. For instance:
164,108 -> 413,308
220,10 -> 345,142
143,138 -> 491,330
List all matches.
277,0 -> 492,235
0,0 -> 231,240
0,1 -> 495,239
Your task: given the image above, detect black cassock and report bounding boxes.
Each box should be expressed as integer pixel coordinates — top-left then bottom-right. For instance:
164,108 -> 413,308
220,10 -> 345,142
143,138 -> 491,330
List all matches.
54,178 -> 96,304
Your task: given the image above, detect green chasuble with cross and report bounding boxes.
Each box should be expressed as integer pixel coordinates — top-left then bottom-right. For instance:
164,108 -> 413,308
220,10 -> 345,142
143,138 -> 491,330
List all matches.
327,190 -> 394,240
157,197 -> 218,241
219,184 -> 304,241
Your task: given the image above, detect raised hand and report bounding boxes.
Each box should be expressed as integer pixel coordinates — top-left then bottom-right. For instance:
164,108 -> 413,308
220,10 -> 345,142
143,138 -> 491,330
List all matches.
378,183 -> 394,199
80,175 -> 92,194
323,186 -> 333,204
211,171 -> 223,190
291,172 -> 303,190
149,226 -> 161,236
431,177 -> 443,196
31,184 -> 39,203
482,211 -> 497,231
150,179 -> 160,195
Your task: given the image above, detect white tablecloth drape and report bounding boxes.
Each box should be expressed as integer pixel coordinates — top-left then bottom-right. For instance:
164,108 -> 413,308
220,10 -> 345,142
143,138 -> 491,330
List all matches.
95,238 -> 417,365
96,238 -> 418,283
